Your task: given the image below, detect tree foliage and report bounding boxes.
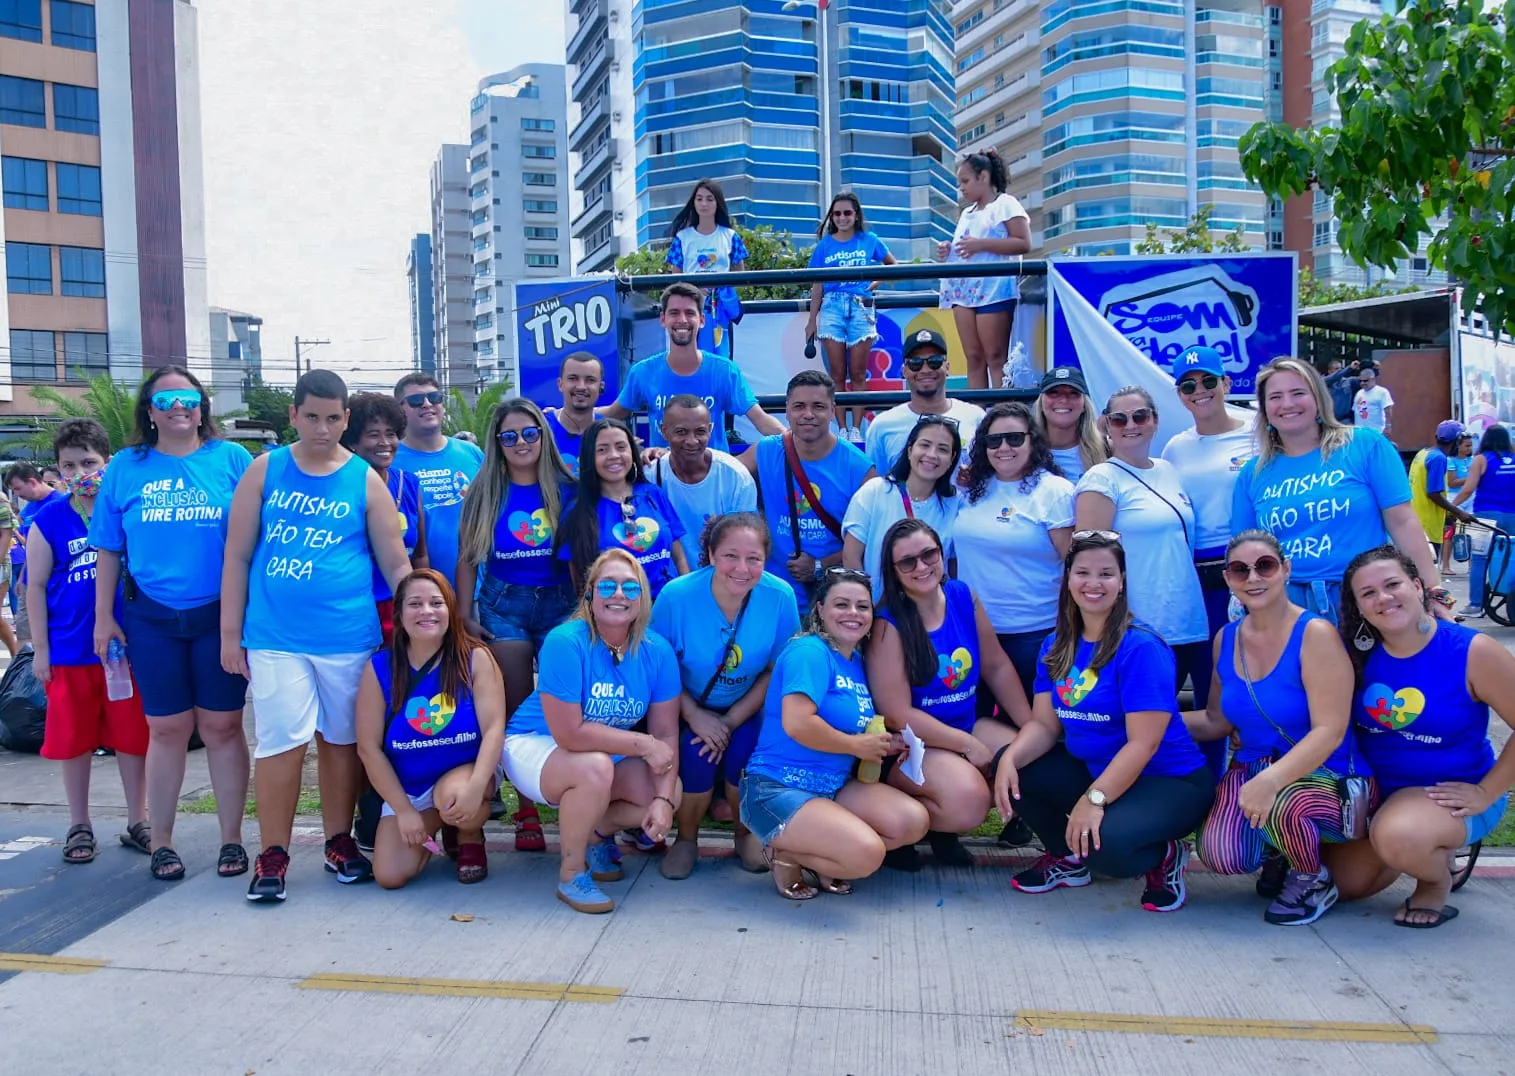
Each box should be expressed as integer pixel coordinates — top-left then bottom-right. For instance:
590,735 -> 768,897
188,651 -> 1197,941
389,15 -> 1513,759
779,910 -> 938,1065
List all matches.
616,224 -> 815,299
1239,0 -> 1515,331
1133,204 -> 1252,255
244,378 -> 294,444
446,379 -> 514,443
22,374 -> 138,454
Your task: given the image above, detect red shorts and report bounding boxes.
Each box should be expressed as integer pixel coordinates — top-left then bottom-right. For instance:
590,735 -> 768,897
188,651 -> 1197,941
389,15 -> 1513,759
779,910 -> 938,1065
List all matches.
40,664 -> 150,760
377,599 -> 394,647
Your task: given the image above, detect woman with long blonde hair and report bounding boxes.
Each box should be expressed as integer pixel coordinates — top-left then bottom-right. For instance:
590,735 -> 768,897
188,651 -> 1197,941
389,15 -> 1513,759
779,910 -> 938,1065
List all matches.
1033,367 -> 1106,482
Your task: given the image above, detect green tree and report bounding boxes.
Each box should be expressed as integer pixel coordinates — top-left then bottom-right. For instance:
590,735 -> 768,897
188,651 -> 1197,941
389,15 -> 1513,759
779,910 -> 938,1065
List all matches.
1133,205 -> 1252,255
446,379 -> 513,443
1239,0 -> 1515,331
24,373 -> 138,453
616,223 -> 815,299
1295,265 -> 1410,308
244,378 -> 294,443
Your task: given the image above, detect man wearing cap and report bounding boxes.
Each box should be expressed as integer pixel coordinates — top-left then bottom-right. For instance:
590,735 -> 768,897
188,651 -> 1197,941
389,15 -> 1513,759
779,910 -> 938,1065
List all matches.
863,328 -> 984,475
1352,365 -> 1394,437
1035,366 -> 1105,482
1410,420 -> 1478,574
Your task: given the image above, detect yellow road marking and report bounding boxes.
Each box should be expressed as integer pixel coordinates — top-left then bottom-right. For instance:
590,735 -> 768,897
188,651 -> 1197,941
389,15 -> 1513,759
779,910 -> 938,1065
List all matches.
1014,1010 -> 1438,1045
0,952 -> 106,975
297,972 -> 623,1003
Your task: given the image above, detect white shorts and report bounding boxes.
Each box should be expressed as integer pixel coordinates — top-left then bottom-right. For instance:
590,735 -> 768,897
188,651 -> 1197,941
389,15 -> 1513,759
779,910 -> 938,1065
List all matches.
248,649 -> 370,759
502,733 -> 561,808
380,748 -> 509,817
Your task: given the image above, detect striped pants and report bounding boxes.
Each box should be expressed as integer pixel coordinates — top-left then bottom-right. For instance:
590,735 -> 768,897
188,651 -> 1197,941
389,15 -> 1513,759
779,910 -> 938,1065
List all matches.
1197,759 -> 1355,875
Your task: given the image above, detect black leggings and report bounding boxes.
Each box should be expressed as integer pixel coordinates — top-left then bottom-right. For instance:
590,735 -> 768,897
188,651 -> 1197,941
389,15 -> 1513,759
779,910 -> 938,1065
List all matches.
1013,744 -> 1215,878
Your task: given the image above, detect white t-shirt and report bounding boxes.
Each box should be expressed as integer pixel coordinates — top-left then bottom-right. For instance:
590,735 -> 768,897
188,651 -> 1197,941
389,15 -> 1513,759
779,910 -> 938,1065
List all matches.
940,193 -> 1030,309
1159,423 -> 1258,554
864,399 -> 985,476
840,477 -> 959,600
1050,445 -> 1088,483
954,471 -> 1075,634
1354,384 -> 1394,431
1075,459 -> 1208,645
650,450 -> 758,566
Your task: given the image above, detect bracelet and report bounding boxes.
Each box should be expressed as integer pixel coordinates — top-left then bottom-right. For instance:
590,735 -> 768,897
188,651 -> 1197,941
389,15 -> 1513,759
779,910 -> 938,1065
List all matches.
654,795 -> 676,811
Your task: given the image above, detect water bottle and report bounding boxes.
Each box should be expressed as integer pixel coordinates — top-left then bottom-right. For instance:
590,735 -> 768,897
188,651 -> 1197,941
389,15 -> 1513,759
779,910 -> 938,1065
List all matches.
856,714 -> 889,784
104,638 -> 134,702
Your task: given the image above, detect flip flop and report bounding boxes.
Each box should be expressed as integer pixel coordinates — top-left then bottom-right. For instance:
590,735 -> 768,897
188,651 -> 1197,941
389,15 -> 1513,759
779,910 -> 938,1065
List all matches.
1394,898 -> 1459,929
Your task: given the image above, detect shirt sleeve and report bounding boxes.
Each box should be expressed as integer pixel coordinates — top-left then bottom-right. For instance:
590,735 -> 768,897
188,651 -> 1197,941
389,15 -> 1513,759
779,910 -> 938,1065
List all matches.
1115,630 -> 1179,715
869,233 -> 890,263
0,500 -> 14,530
1381,389 -> 1395,408
774,589 -> 802,643
614,360 -> 646,412
89,464 -> 128,553
732,465 -> 758,512
1424,453 -> 1448,496
648,589 -> 679,651
808,239 -> 827,268
1230,460 -> 1259,535
841,479 -> 877,541
1042,477 -> 1076,529
777,637 -> 829,706
724,362 -> 758,415
1358,430 -> 1411,509
666,233 -> 685,270
1074,464 -> 1123,507
648,633 -> 683,703
730,230 -> 748,264
647,485 -> 685,542
1032,636 -> 1056,696
537,628 -> 587,704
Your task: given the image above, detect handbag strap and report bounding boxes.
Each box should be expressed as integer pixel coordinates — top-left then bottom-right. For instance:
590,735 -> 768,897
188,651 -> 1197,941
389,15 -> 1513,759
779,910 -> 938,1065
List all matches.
693,590 -> 753,709
1235,617 -> 1351,777
1109,461 -> 1189,547
779,439 -> 803,554
899,482 -> 916,519
784,431 -> 843,539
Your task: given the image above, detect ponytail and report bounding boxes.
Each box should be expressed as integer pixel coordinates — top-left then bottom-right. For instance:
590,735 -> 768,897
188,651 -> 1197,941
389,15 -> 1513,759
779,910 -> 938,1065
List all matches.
962,148 -> 1007,194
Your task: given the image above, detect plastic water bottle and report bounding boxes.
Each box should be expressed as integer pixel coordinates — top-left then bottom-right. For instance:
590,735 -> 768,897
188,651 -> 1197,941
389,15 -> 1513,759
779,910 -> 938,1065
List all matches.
104,638 -> 134,702
856,714 -> 889,784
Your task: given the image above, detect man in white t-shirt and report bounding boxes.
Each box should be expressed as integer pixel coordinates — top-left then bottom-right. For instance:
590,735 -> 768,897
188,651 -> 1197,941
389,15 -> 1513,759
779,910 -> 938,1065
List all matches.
1353,366 -> 1394,436
864,328 -> 984,475
650,394 -> 757,565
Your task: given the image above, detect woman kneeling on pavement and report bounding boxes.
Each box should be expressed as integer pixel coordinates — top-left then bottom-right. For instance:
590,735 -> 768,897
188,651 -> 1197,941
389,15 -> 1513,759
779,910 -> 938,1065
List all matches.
1186,530 -> 1369,926
1325,546 -> 1515,928
503,549 -> 682,913
993,531 -> 1215,912
355,570 -> 506,888
740,568 -> 930,900
865,518 -> 1032,869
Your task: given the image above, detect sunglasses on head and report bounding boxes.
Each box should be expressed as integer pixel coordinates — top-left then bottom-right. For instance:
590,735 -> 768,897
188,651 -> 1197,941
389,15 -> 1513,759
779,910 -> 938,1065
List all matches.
402,390 -> 445,407
894,545 -> 942,574
1177,374 -> 1221,395
498,426 -> 542,447
984,430 -> 1027,449
1105,407 -> 1154,428
1071,529 -> 1121,543
594,579 -> 643,601
905,355 -> 946,372
1224,555 -> 1282,582
825,566 -> 870,583
151,389 -> 202,413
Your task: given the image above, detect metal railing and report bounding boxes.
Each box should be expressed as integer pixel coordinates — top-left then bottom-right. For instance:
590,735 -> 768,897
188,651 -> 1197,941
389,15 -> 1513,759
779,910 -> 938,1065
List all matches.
615,257 -> 1048,294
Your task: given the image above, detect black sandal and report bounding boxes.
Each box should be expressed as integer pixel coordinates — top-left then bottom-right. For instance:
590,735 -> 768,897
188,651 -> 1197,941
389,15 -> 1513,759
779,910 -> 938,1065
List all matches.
62,823 -> 96,864
118,820 -> 151,855
150,846 -> 185,881
217,843 -> 249,878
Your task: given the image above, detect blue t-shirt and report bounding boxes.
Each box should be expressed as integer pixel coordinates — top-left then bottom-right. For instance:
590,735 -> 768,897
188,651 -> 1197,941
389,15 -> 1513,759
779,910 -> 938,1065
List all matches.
1473,450 -> 1515,515
1354,621 -> 1496,795
1034,627 -> 1206,778
748,634 -> 876,795
545,410 -> 584,477
372,650 -> 485,797
89,440 -> 251,609
614,351 -> 757,453
488,481 -> 570,588
876,579 -> 981,734
559,483 -> 685,598
649,567 -> 801,712
1230,428 -> 1411,585
508,618 -> 681,739
372,468 -> 423,602
32,495 -> 120,667
392,438 -> 484,588
754,434 -> 875,607
13,490 -> 65,566
810,230 -> 891,296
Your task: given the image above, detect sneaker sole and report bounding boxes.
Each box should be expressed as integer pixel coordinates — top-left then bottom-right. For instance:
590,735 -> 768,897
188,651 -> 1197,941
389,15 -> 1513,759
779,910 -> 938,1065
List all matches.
556,890 -> 614,914
246,888 -> 286,903
325,862 -> 374,885
589,867 -> 624,883
1142,845 -> 1190,913
1264,884 -> 1340,926
1011,873 -> 1091,894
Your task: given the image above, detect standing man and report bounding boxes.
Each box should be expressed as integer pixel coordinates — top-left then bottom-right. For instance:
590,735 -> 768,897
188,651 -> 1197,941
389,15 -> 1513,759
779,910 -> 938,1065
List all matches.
650,395 -> 758,566
863,328 -> 984,474
6,463 -> 67,643
221,370 -> 411,904
391,373 -> 483,588
1324,359 -> 1359,423
739,371 -> 875,609
604,282 -> 783,452
1410,420 -> 1477,571
1353,365 -> 1394,437
545,351 -> 604,476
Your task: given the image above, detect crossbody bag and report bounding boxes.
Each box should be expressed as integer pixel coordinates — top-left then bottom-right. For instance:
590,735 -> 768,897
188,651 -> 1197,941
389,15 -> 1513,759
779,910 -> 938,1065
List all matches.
692,591 -> 752,711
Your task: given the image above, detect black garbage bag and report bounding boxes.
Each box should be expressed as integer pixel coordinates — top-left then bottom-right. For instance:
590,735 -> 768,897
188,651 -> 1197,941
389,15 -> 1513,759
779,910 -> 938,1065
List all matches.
0,647 -> 47,753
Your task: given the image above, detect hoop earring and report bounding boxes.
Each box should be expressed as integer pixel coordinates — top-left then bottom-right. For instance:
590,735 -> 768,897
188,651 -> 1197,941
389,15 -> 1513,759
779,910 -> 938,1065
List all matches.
1352,619 -> 1376,652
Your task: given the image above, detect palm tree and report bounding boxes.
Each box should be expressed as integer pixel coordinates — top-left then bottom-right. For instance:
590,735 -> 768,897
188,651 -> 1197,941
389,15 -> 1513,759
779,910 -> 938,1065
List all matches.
25,373 -> 139,453
446,378 -> 514,443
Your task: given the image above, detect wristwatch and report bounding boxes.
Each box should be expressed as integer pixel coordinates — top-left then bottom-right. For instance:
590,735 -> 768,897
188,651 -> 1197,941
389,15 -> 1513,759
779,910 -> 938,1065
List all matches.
1085,788 -> 1108,808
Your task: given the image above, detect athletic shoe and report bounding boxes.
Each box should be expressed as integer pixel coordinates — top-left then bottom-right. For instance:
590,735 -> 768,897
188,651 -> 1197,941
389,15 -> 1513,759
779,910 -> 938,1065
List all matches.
1140,840 -> 1190,913
324,834 -> 374,885
1458,603 -> 1485,618
927,831 -> 976,867
557,871 -> 615,914
246,846 -> 290,903
882,844 -> 924,872
1264,867 -> 1339,926
1011,853 -> 1091,893
1256,850 -> 1289,899
619,827 -> 666,853
586,835 -> 624,882
997,816 -> 1037,848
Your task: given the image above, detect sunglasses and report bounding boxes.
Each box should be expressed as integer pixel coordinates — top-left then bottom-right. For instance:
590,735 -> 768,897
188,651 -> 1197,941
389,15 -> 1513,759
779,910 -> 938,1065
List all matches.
1224,555 -> 1282,582
594,579 -> 643,600
619,498 -> 637,524
1105,408 -> 1154,428
905,355 -> 947,372
831,209 -> 856,217
1177,374 -> 1221,396
151,389 -> 202,412
402,390 -> 446,407
1071,529 -> 1121,543
825,566 -> 870,582
985,431 -> 1028,449
498,426 -> 542,447
894,546 -> 943,574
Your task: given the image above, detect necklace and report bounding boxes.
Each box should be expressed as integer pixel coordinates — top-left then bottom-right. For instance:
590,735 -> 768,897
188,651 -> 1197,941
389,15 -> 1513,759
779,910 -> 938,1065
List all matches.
70,494 -> 92,528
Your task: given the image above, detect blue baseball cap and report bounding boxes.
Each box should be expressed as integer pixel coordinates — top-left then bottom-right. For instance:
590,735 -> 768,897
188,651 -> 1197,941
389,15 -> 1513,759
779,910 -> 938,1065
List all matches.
1174,346 -> 1226,380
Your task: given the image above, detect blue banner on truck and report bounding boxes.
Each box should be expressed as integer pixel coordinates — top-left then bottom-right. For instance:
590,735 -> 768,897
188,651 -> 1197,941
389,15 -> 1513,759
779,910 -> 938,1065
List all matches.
513,277 -> 621,408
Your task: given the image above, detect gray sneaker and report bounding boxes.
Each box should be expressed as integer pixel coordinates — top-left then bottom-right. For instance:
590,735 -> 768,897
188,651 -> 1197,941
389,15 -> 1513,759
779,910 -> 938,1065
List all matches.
1457,603 -> 1485,618
1264,867 -> 1339,925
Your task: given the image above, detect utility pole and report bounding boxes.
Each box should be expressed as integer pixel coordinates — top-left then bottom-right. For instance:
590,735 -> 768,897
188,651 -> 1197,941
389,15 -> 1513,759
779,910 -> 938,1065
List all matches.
295,336 -> 330,378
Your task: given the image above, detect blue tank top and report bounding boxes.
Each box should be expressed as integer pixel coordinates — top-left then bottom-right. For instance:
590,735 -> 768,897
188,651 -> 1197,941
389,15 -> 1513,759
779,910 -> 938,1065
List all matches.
1218,612 -> 1360,774
877,579 -> 981,733
372,467 -> 422,602
1473,451 -> 1515,514
244,448 -> 378,654
33,496 -> 118,667
372,650 -> 484,796
1354,621 -> 1496,794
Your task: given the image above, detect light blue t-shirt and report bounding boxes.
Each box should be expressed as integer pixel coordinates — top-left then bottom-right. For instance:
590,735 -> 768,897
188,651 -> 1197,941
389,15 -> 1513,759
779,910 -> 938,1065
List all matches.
393,437 -> 484,588
649,568 -> 801,712
508,618 -> 681,739
614,351 -> 758,453
89,439 -> 252,610
747,634 -> 876,795
810,231 -> 891,296
1230,428 -> 1410,585
754,434 -> 875,606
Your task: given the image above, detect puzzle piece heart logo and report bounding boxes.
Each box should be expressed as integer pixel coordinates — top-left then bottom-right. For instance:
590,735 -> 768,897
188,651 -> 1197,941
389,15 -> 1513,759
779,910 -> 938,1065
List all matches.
508,508 -> 553,547
1362,683 -> 1424,730
406,693 -> 456,737
936,646 -> 973,689
1056,667 -> 1098,706
612,516 -> 659,552
723,644 -> 743,672
790,481 -> 822,517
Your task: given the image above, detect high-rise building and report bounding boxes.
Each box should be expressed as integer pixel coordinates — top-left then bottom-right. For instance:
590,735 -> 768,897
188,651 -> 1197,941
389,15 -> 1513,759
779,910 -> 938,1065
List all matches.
565,0 -> 957,271
406,232 -> 436,378
1,0 -> 209,416
207,306 -> 260,412
465,65 -> 571,388
430,143 -> 475,395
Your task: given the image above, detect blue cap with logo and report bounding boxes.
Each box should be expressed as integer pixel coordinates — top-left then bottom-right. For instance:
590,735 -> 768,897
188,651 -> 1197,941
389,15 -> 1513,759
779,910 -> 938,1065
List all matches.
1174,346 -> 1225,380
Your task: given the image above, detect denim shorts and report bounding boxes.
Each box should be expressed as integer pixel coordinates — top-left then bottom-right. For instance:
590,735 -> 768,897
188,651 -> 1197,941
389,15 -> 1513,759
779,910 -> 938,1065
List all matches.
816,292 -> 877,348
1465,793 -> 1509,844
119,591 -> 249,717
478,575 -> 574,649
739,771 -> 832,846
972,297 -> 1017,316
